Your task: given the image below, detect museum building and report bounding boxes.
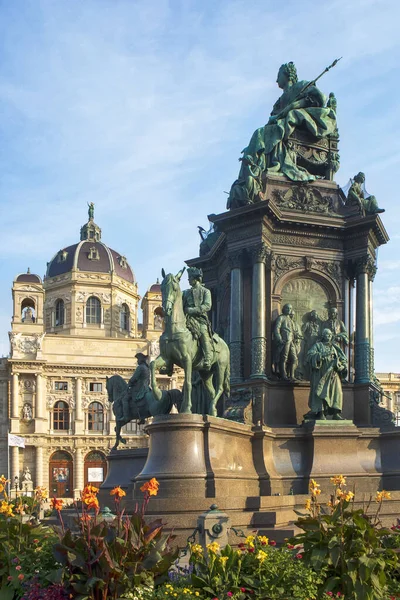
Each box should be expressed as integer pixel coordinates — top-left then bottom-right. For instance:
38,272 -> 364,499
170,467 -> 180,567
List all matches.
0,209 -> 176,498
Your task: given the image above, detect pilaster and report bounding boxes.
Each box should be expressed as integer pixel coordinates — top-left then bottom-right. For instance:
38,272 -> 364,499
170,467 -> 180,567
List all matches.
228,251 -> 244,383
250,243 -> 269,378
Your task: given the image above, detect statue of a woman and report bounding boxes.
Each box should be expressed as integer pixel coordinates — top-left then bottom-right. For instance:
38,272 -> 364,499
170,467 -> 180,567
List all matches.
238,62 -> 337,183
304,328 -> 347,420
347,172 -> 384,215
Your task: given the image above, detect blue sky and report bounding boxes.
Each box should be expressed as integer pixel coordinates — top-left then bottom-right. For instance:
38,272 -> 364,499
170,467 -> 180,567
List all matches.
0,0 -> 399,371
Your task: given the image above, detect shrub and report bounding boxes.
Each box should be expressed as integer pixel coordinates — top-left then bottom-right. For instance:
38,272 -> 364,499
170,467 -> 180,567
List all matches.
292,476 -> 399,600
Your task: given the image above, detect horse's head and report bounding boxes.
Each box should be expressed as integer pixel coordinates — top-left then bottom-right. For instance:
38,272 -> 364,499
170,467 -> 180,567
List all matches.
161,267 -> 185,317
105,376 -> 114,403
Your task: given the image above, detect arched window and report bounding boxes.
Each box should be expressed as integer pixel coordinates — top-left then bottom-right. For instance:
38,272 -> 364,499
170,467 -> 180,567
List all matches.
120,303 -> 130,331
84,451 -> 107,486
86,296 -> 101,324
154,306 -> 164,330
53,401 -> 69,430
88,402 -> 104,431
21,299 -> 36,323
55,299 -> 65,326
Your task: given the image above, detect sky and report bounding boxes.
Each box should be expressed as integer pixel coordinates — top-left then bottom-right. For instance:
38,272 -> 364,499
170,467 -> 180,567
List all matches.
0,0 -> 399,371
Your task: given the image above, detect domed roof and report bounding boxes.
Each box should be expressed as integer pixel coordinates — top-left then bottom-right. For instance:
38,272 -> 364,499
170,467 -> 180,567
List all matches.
15,270 -> 42,284
46,241 -> 135,283
149,279 -> 161,292
45,208 -> 135,284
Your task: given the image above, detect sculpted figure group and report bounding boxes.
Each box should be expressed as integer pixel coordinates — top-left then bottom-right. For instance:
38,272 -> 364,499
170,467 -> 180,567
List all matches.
273,304 -> 348,419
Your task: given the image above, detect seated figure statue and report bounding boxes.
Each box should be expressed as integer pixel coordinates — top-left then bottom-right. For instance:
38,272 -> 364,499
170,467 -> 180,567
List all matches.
347,172 -> 384,216
231,61 -> 337,195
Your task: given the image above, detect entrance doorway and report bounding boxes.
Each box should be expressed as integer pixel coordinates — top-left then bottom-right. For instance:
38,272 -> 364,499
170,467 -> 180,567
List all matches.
49,450 -> 73,498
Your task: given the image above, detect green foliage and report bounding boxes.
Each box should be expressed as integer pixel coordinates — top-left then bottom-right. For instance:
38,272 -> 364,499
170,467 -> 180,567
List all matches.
187,537 -> 323,599
0,501 -> 56,599
292,484 -> 399,600
49,488 -> 178,600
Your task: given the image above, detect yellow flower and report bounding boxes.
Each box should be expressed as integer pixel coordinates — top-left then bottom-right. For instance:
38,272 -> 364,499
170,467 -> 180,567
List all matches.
219,556 -> 229,566
0,484 -> 4,494
189,543 -> 203,557
344,491 -> 355,502
309,479 -> 320,491
0,500 -> 13,517
206,541 -> 220,554
256,549 -> 268,563
304,499 -> 312,511
330,475 -> 347,487
376,490 -> 391,502
245,534 -> 256,547
257,535 -> 269,545
0,475 -> 8,485
311,487 -> 321,496
34,486 -> 48,501
195,593 -> 200,597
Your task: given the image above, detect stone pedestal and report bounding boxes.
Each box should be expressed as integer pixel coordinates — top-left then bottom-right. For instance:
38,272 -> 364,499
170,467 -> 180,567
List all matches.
99,448 -> 148,508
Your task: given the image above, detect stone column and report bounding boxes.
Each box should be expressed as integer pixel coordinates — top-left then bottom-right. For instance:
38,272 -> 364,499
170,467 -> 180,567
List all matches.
74,377 -> 83,434
35,373 -> 46,433
368,270 -> 376,378
250,243 -> 268,378
355,256 -> 373,384
11,446 -> 20,487
11,372 -> 19,419
228,251 -> 244,383
35,446 -> 44,487
74,447 -> 84,499
348,278 -> 356,383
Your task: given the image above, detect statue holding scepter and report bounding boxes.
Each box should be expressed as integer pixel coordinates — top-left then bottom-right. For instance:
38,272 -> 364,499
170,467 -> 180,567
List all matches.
88,202 -> 95,220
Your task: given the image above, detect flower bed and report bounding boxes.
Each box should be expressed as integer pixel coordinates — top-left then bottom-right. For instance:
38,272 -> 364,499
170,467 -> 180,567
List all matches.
0,474 -> 400,599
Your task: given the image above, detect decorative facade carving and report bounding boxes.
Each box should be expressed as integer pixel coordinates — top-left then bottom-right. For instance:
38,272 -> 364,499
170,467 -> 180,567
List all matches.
229,341 -> 243,383
9,333 -> 45,356
271,186 -> 336,214
249,243 -> 269,265
355,255 -> 377,280
228,250 -> 244,270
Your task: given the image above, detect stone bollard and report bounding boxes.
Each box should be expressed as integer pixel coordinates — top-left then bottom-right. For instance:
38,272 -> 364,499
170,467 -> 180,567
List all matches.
197,504 -> 230,549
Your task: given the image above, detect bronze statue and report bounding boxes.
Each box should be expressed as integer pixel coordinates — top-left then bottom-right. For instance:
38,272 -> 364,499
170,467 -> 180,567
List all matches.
233,61 -> 338,188
302,310 -> 322,378
150,268 -> 230,416
227,152 -> 265,210
323,307 -> 348,349
347,172 -> 384,215
122,353 -> 150,424
88,202 -> 95,220
182,267 -> 213,370
273,303 -> 298,381
304,328 -> 347,421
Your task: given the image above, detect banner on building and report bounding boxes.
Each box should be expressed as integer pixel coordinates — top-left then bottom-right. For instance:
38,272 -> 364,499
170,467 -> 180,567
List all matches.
8,433 -> 25,448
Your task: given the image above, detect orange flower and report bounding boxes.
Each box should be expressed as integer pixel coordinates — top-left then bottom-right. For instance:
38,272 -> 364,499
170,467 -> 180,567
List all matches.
110,486 -> 126,499
83,494 -> 99,511
140,477 -> 159,497
83,485 -> 99,495
51,497 -> 63,511
80,513 -> 92,523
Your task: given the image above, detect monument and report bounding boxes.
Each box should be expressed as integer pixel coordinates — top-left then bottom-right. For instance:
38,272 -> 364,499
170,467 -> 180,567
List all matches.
101,60 -> 400,543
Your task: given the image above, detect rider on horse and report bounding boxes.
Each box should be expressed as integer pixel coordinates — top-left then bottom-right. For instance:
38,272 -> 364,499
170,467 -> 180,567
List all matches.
122,352 -> 150,424
182,267 -> 214,371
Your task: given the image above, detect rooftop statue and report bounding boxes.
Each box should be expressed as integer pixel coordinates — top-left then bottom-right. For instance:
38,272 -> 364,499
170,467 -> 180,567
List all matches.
87,201 -> 95,220
347,172 -> 385,216
228,60 -> 340,208
150,267 -> 230,416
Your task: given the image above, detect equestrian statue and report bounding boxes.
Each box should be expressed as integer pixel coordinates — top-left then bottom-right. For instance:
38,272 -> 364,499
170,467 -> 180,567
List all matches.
150,266 -> 230,416
106,352 -> 183,449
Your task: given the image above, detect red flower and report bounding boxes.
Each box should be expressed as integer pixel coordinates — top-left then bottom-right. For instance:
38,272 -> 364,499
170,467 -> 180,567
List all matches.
240,588 -> 246,593
326,593 -> 333,597
18,574 -> 24,581
270,540 -> 277,546
227,594 -> 233,598
16,565 -> 21,571
287,543 -> 294,549
295,553 -> 303,559
248,547 -> 255,553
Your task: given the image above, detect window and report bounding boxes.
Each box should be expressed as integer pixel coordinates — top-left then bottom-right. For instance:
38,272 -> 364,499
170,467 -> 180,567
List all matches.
86,296 -> 101,324
154,306 -> 164,330
55,381 -> 68,391
55,299 -> 65,326
88,246 -> 100,260
53,401 -> 69,430
89,382 -> 102,392
88,402 -> 104,431
120,303 -> 130,331
21,299 -> 36,323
